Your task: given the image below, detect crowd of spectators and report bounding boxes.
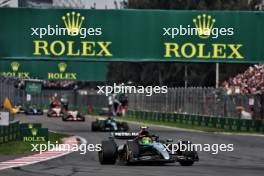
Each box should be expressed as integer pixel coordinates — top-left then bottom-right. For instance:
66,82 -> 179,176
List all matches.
11,78 -> 77,90
42,80 -> 77,89
222,64 -> 264,95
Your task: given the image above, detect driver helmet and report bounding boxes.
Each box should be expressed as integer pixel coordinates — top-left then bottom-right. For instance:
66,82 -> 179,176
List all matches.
141,137 -> 152,144
106,117 -> 114,123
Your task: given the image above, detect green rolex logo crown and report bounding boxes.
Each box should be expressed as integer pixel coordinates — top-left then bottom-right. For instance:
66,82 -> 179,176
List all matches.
11,62 -> 20,72
28,124 -> 33,129
58,62 -> 67,73
193,14 -> 216,39
31,128 -> 38,136
62,11 -> 85,35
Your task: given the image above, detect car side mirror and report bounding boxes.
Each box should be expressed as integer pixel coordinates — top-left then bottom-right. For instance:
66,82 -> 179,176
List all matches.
166,139 -> 173,142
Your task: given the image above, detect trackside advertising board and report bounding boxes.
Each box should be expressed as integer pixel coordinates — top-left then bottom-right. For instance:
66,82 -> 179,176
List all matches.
0,9 -> 263,63
20,128 -> 48,142
20,123 -> 48,142
25,81 -> 42,93
0,112 -> 9,126
20,123 -> 42,129
0,60 -> 107,81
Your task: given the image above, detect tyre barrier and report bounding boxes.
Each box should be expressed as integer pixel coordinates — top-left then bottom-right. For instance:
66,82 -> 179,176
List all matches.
126,110 -> 264,133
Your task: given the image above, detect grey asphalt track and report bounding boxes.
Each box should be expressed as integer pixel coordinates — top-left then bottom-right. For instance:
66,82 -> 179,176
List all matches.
0,114 -> 264,176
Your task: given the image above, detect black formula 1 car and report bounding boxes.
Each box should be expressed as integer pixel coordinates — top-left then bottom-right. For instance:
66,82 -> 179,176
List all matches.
25,106 -> 44,115
47,107 -> 64,117
62,110 -> 85,121
98,132 -> 199,166
91,117 -> 129,132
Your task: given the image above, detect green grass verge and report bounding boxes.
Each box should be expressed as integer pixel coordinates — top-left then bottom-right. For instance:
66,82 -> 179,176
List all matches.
87,113 -> 221,132
0,132 -> 70,155
117,116 -> 224,132
116,116 -> 264,134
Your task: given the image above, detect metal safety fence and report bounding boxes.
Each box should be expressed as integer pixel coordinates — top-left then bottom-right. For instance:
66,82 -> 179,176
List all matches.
1,76 -> 264,119
127,88 -> 264,119
0,76 -> 108,111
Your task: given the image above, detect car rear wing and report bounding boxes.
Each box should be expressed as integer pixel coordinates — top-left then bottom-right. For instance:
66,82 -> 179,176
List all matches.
110,132 -> 139,139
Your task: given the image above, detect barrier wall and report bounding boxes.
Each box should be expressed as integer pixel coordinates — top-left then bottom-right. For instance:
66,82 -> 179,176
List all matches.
126,110 -> 264,133
0,121 -> 20,144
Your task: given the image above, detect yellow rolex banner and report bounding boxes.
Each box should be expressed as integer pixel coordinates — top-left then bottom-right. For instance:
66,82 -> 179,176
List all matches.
0,8 -> 263,63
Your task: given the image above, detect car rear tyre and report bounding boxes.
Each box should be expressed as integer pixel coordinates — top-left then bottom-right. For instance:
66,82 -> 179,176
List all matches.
47,111 -> 53,117
179,161 -> 194,166
99,140 -> 117,164
78,115 -> 85,121
91,122 -> 99,131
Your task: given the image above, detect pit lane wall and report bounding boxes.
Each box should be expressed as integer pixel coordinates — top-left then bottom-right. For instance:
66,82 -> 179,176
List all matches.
125,110 -> 264,133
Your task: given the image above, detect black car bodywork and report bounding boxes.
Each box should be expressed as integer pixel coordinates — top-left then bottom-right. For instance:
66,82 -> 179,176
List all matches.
98,132 -> 199,166
91,118 -> 129,132
25,107 -> 44,115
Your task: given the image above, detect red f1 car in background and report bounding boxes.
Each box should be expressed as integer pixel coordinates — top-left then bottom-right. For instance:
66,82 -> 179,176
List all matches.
62,110 -> 85,121
47,107 -> 64,117
47,95 -> 85,121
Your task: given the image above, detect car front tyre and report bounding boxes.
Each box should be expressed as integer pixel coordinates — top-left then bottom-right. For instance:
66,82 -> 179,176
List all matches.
99,140 -> 117,165
179,160 -> 194,166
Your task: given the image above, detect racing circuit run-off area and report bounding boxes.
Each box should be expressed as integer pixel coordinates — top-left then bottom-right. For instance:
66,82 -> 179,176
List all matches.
1,0 -> 264,176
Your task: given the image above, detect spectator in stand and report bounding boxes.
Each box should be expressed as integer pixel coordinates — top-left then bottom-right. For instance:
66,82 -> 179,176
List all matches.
113,94 -> 121,116
223,64 -> 264,95
223,64 -> 264,119
236,106 -> 252,120
119,94 -> 128,116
